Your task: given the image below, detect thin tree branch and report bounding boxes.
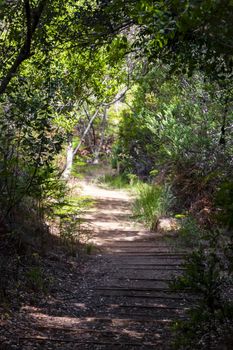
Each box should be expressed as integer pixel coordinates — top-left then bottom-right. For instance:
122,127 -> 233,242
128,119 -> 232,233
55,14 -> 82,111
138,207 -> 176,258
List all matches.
72,107 -> 100,157
102,87 -> 129,107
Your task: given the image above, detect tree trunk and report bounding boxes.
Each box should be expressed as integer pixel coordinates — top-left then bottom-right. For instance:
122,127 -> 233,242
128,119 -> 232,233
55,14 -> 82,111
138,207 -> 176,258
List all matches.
93,107 -> 107,164
63,134 -> 74,179
72,107 -> 100,158
61,108 -> 100,178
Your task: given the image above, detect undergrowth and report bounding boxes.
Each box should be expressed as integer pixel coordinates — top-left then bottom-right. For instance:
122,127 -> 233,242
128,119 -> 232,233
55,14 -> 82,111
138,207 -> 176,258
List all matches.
133,183 -> 174,230
53,193 -> 93,255
170,227 -> 233,349
98,173 -> 139,189
99,173 -> 129,189
0,175 -> 94,303
171,216 -> 204,249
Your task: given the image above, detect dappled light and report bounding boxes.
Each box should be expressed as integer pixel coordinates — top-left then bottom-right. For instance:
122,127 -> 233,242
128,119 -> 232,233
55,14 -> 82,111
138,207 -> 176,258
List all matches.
1,1 -> 233,349
0,173 -> 189,348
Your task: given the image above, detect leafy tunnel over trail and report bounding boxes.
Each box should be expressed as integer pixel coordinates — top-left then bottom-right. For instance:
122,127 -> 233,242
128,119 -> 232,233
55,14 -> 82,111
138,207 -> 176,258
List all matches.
0,1 -> 233,349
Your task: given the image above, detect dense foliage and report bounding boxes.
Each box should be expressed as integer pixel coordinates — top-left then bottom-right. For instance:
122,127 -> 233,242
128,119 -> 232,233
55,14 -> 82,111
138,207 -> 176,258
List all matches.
0,1 -> 233,348
114,66 -> 233,215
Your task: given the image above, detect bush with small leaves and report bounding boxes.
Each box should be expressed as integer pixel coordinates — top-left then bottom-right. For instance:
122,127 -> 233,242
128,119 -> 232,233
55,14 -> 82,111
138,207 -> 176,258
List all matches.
171,229 -> 233,349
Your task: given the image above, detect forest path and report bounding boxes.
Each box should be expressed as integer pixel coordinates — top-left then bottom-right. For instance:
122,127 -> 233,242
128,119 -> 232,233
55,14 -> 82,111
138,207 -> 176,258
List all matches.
30,177 -> 186,350
81,178 -> 158,247
1,173 -> 189,350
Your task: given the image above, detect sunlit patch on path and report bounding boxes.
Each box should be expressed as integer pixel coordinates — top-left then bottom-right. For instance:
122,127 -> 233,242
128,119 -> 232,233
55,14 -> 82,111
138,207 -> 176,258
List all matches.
81,180 -> 158,246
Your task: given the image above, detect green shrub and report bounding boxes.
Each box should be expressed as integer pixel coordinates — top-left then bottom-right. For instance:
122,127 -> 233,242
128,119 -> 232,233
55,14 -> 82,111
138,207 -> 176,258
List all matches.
98,173 -> 130,189
85,242 -> 95,255
26,266 -> 45,292
215,181 -> 233,229
170,229 -> 233,349
133,183 -> 174,230
54,195 -> 93,255
175,216 -> 204,248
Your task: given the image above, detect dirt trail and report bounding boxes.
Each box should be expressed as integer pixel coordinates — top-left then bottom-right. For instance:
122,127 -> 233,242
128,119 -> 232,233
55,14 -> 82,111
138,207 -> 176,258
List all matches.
1,177 -> 188,349
81,179 -> 158,246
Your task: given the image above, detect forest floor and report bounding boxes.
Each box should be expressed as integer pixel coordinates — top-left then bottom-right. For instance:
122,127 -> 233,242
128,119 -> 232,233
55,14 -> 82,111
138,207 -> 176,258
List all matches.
0,169 -> 189,350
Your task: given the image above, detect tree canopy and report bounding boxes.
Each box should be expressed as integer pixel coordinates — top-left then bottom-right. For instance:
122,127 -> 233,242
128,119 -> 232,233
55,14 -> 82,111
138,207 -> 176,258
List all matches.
0,2 -> 233,347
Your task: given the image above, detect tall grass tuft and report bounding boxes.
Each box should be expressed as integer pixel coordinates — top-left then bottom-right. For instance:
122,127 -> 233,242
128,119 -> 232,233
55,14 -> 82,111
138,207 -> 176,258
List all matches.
98,173 -> 139,189
133,183 -> 174,230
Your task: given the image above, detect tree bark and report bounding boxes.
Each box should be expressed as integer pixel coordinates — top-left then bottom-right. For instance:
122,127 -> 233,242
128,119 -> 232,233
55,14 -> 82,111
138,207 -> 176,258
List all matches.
93,107 -> 107,164
63,134 -> 74,179
61,108 -> 100,178
72,107 -> 100,158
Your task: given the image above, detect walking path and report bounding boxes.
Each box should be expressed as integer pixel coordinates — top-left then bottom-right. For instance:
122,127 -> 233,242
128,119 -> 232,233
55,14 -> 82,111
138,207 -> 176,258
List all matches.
1,178 -> 189,349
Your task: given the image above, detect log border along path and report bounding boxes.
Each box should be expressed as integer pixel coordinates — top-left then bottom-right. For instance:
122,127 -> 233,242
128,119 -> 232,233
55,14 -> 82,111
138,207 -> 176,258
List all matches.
16,176 -> 193,350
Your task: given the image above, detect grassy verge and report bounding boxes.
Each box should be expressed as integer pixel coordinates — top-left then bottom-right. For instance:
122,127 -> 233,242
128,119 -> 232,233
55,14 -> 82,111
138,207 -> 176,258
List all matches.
98,173 -> 131,189
132,183 -> 174,230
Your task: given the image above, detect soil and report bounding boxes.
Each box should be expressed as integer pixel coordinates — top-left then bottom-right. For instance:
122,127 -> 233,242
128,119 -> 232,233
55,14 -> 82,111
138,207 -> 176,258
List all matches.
0,175 -> 188,350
